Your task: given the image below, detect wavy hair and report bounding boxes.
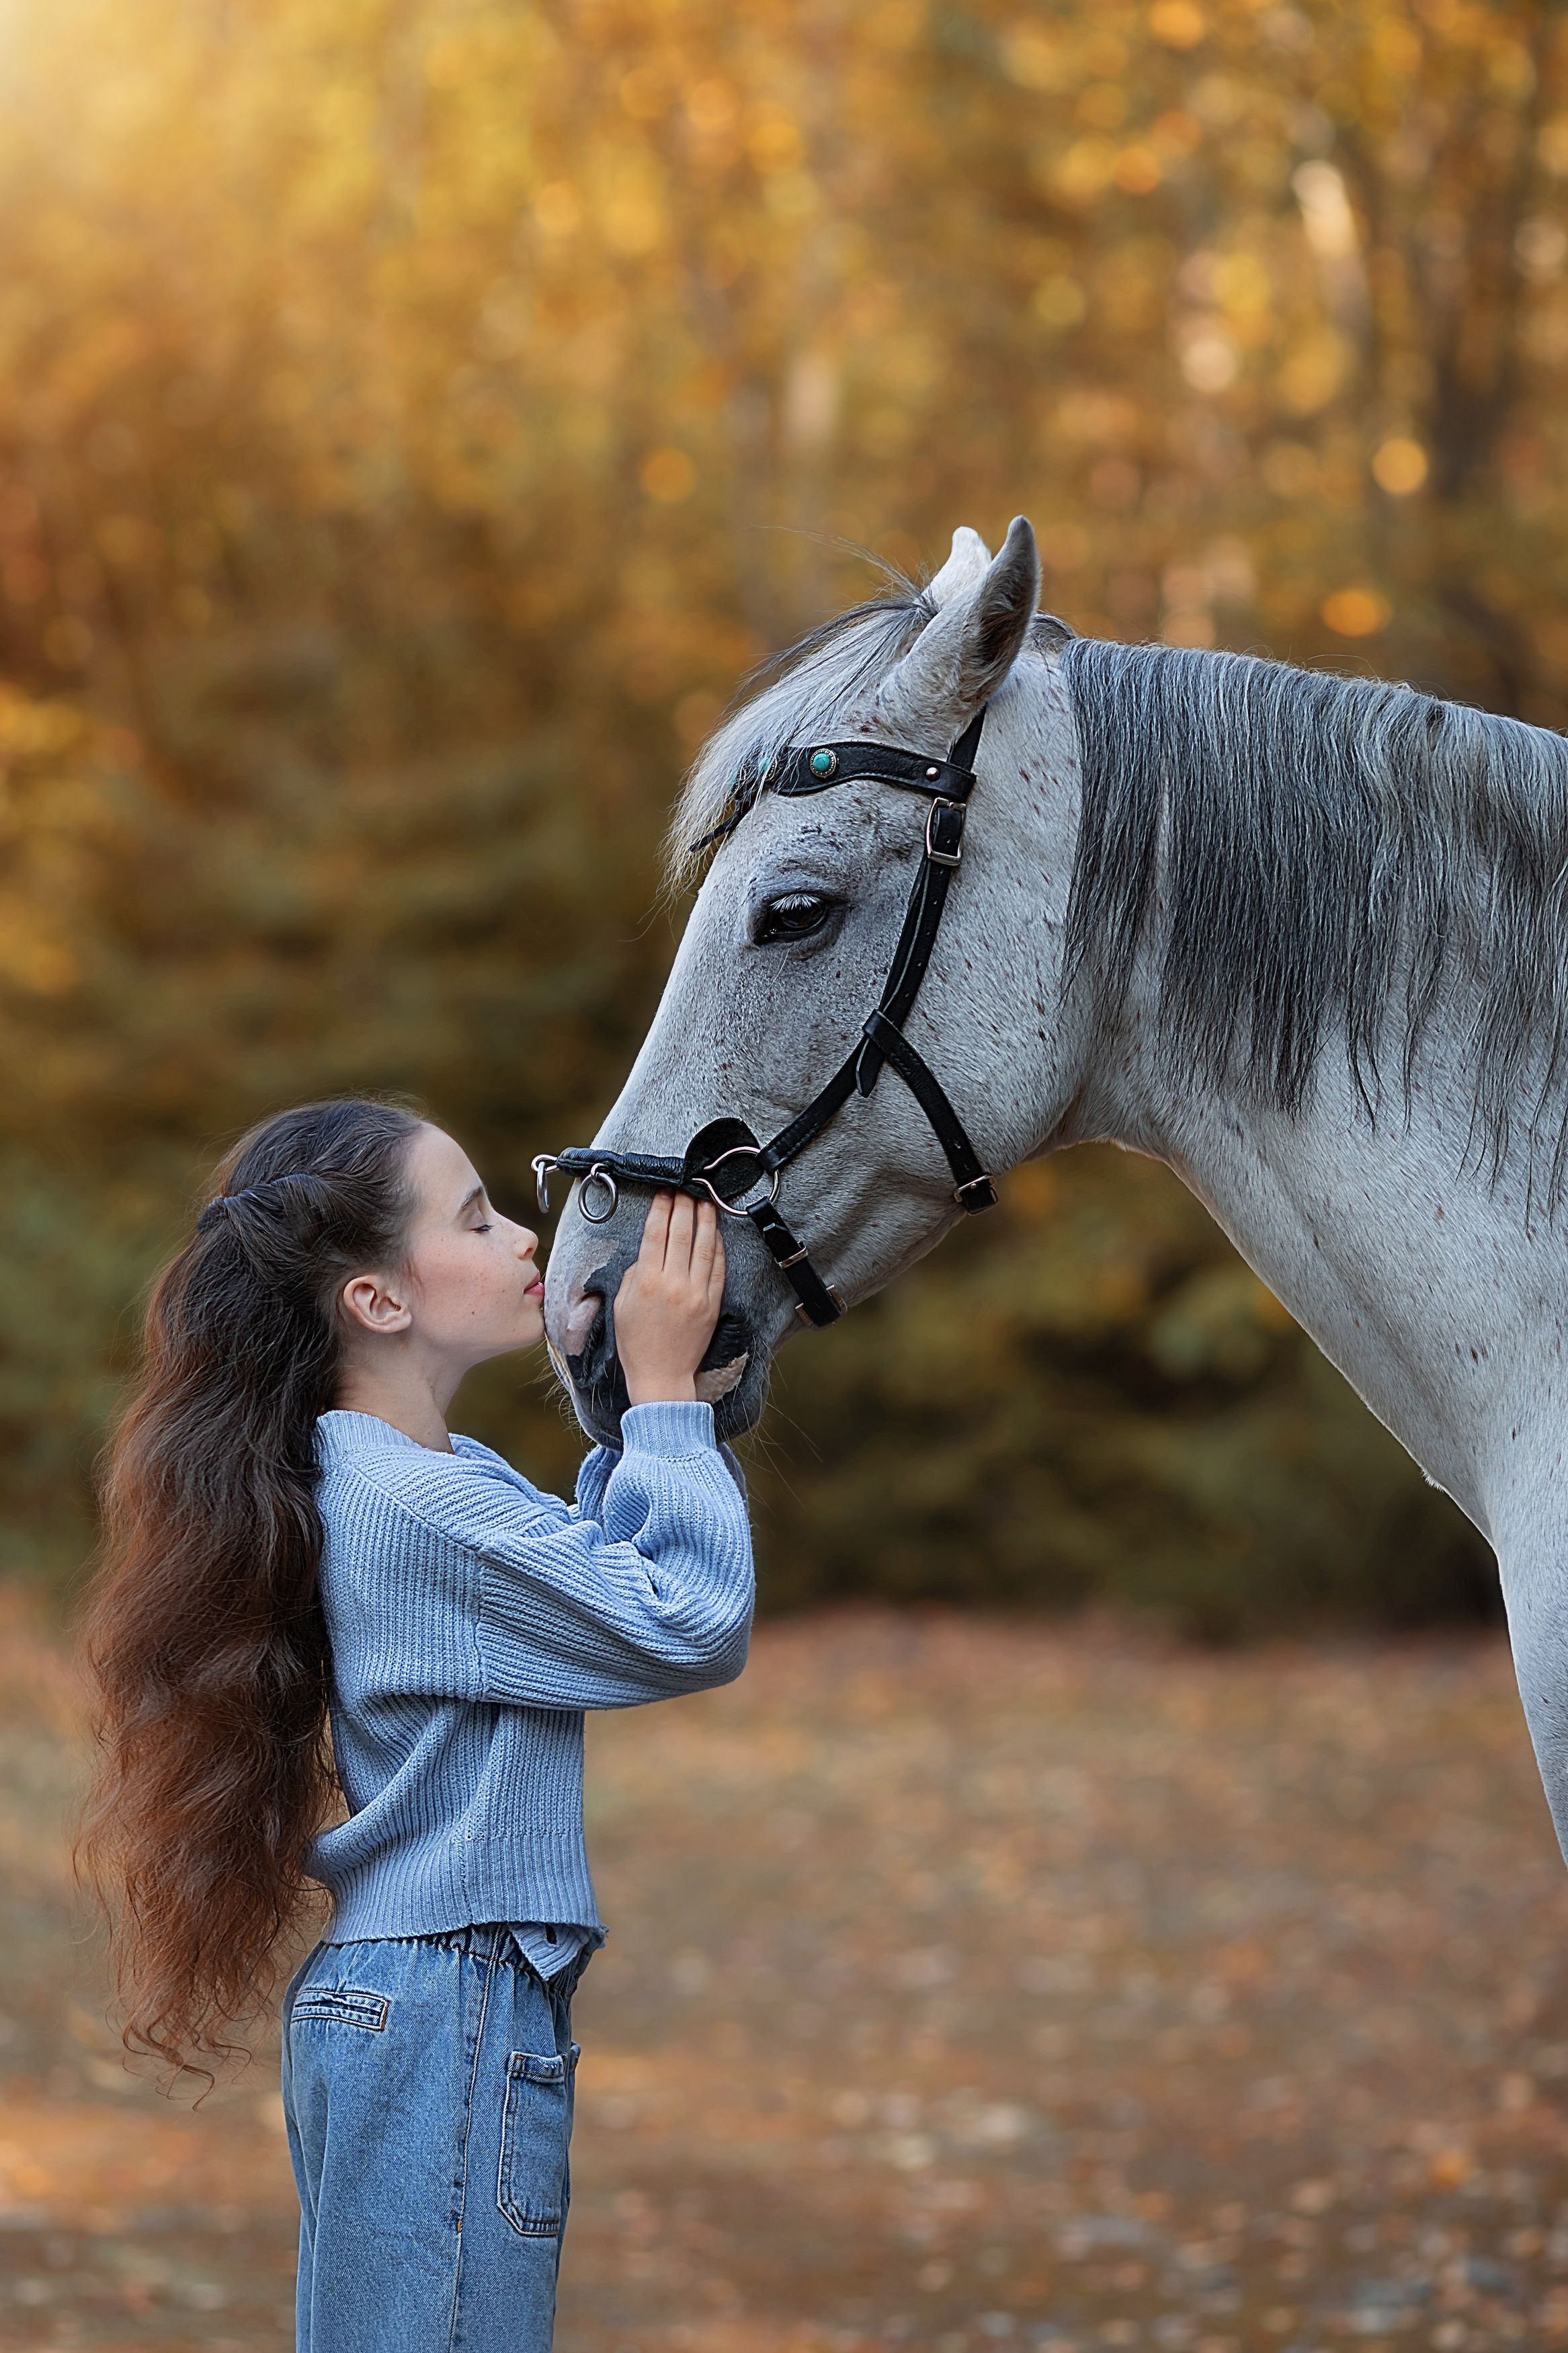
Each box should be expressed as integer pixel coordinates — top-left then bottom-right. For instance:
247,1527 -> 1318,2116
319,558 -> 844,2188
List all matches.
75,1096 -> 424,2081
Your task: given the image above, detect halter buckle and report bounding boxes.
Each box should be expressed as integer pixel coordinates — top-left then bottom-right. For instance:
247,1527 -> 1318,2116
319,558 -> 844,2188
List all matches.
954,1172 -> 997,1212
925,799 -> 965,867
531,1154 -> 559,1213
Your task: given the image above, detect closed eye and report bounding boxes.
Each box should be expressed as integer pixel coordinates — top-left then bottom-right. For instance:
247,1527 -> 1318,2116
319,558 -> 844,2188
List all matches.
753,891 -> 837,945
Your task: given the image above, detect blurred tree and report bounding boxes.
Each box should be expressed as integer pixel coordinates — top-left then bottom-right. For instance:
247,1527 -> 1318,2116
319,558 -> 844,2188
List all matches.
0,0 -> 1557,1620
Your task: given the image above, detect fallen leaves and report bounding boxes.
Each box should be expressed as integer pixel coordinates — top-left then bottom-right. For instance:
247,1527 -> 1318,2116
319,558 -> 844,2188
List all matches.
2,1607 -> 1568,2347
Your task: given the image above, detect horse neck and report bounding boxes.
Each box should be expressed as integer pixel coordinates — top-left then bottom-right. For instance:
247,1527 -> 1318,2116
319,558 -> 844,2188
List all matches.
1045,741 -> 1565,1550
1153,1067 -> 1528,1531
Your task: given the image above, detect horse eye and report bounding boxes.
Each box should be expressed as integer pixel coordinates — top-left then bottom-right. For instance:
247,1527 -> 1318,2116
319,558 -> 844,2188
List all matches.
755,891 -> 835,945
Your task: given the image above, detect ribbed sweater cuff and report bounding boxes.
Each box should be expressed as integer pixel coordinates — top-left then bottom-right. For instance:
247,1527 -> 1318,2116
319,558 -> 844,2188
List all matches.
619,1399 -> 717,1453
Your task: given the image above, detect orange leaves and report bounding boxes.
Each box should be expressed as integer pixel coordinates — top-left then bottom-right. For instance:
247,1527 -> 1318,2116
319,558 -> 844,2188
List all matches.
641,446 -> 697,502
999,24 -> 1071,92
1321,586 -> 1393,636
1372,436 -> 1429,494
1149,0 -> 1207,47
0,0 -> 1560,1601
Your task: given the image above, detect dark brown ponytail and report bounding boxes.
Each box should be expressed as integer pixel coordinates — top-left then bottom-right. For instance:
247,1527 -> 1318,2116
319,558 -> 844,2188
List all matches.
75,1097 -> 423,2081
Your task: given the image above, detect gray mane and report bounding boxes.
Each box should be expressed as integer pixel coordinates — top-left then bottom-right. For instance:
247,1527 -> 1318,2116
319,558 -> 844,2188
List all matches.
1065,639 -> 1568,1201
670,601 -> 1568,1203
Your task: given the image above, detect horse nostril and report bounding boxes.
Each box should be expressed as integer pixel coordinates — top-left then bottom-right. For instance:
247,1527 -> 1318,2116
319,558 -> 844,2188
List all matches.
559,1267 -> 606,1359
573,1297 -> 614,1386
565,1301 -> 629,1420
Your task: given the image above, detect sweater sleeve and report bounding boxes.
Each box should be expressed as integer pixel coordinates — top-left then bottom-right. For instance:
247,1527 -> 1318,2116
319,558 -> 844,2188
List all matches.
571,1424 -> 748,1521
478,1400 -> 753,1707
350,1402 -> 754,1712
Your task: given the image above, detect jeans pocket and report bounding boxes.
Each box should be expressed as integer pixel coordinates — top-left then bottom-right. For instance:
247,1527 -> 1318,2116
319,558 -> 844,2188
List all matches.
289,1986 -> 391,2032
280,1943 -> 327,2034
496,2045 -> 579,2238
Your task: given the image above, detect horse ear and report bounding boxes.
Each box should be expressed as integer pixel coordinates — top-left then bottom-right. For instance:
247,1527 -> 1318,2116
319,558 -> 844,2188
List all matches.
926,526 -> 993,608
878,516 -> 1040,741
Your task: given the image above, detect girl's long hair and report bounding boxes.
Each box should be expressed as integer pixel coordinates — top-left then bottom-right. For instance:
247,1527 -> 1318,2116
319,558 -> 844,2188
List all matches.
76,1096 -> 424,2081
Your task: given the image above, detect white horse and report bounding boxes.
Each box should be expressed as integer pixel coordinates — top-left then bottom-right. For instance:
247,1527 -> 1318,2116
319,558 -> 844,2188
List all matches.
543,519 -> 1568,1861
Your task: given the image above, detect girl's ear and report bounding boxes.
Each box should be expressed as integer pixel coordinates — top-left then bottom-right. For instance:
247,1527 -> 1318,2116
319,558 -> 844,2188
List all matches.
340,1273 -> 413,1338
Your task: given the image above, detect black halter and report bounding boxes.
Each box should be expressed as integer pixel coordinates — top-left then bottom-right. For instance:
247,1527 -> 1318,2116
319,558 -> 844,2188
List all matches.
532,706 -> 997,1330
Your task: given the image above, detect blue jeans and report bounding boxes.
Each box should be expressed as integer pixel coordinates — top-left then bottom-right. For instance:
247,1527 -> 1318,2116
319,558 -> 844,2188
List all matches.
280,1925 -> 586,2352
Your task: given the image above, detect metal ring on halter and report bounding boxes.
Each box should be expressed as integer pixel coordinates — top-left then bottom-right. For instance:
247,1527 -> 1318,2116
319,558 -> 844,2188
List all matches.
578,1163 -> 620,1224
691,1146 -> 781,1218
531,1154 -> 559,1213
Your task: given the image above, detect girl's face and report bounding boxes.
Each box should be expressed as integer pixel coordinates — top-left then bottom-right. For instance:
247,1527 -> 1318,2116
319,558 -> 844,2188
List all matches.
345,1123 -> 544,1367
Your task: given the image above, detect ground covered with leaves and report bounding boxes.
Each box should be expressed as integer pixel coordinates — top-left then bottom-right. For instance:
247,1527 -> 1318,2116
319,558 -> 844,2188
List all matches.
2,1599 -> 1568,2351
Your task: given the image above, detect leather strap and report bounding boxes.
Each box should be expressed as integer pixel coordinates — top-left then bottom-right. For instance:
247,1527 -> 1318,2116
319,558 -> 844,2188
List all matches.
746,1195 -> 845,1326
757,1053 -> 860,1176
689,711 -> 985,851
849,709 -> 985,1094
853,820 -> 962,1094
772,737 -> 979,801
552,1144 -> 846,1326
554,1145 -> 685,1188
542,703 -> 997,1332
860,1011 -> 997,1210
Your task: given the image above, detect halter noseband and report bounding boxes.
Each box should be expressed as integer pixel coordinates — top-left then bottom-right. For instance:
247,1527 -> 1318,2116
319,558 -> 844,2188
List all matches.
532,705 -> 997,1330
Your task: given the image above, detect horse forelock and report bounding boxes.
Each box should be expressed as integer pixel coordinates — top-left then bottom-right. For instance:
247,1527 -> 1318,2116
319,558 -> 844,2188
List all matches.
664,586 -> 1082,891
663,587 -> 934,889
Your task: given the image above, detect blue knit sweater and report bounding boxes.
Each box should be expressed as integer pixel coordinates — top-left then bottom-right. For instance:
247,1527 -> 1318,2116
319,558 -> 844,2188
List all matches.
306,1402 -> 754,1941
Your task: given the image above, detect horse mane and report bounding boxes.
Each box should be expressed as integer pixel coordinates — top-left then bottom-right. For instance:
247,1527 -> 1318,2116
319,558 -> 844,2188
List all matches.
669,597 -> 1568,1205
1064,639 -> 1568,1203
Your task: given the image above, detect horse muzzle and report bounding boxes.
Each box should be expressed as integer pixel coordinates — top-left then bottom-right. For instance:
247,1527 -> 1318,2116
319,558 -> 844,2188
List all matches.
544,1243 -> 768,1445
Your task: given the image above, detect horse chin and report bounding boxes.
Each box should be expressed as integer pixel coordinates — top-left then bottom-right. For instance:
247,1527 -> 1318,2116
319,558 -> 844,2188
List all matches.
694,1351 -> 750,1407
709,1349 -> 770,1440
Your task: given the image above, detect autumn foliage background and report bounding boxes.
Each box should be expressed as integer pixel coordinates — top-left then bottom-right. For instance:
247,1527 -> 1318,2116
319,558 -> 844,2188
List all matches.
1,0 -> 1565,1627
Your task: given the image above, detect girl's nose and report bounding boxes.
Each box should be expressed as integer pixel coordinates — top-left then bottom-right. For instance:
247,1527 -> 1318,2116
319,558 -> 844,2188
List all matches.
515,1226 -> 540,1259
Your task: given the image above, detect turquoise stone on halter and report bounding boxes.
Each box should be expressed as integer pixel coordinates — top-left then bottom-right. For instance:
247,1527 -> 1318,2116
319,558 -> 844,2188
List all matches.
809,748 -> 837,778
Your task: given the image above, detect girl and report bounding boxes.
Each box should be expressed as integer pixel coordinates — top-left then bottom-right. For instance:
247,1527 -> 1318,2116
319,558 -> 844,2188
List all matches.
78,1095 -> 753,2353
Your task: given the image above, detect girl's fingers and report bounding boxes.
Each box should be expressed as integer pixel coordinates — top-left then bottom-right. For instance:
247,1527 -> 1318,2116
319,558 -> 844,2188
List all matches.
667,1189 -> 696,1268
706,1222 -> 727,1310
691,1198 -> 720,1287
635,1191 -> 725,1303
641,1191 -> 673,1268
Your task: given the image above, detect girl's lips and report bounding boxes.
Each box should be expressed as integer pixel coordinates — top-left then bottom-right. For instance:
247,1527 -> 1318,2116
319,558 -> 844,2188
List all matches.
525,1274 -> 544,1298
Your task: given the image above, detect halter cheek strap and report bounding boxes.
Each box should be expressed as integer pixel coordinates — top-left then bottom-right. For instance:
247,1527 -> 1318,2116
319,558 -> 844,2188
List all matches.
534,705 -> 997,1331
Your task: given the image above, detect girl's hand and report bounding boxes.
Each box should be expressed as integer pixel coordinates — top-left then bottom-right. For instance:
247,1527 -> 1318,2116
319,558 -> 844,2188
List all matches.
614,1191 -> 727,1406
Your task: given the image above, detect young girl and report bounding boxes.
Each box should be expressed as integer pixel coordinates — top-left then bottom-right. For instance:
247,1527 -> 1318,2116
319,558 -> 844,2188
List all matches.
78,1095 -> 753,2353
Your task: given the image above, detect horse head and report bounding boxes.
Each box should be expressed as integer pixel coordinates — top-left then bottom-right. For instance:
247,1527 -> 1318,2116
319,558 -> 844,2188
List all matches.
542,519 -> 1092,1444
